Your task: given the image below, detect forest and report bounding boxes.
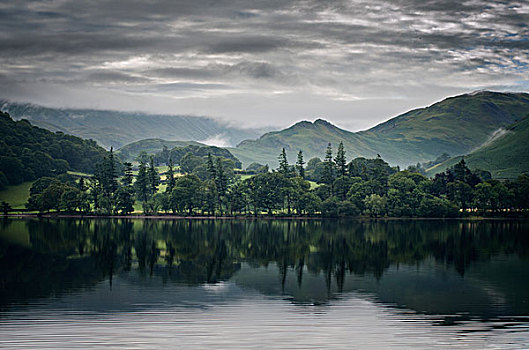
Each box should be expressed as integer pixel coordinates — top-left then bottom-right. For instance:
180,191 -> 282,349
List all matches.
0,112 -> 108,188
14,140 -> 529,218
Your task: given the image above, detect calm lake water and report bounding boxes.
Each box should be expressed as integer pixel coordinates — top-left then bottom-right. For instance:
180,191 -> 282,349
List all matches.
1,218 -> 529,349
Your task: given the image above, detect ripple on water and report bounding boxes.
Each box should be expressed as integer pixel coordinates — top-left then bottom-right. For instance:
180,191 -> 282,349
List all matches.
1,279 -> 528,349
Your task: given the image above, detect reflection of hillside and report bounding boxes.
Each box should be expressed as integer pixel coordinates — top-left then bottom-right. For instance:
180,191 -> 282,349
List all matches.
0,218 -> 528,318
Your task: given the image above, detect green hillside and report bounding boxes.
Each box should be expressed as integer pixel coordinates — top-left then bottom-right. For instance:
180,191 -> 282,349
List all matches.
426,115 -> 529,179
232,91 -> 529,168
230,119 -> 377,167
363,91 -> 529,157
117,138 -> 205,161
0,100 -> 269,149
155,144 -> 242,169
0,111 -> 108,187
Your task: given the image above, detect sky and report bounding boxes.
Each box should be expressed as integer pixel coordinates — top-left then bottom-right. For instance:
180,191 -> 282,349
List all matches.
1,0 -> 528,131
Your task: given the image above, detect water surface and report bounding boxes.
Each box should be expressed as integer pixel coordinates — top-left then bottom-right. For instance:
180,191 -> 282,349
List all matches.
1,218 -> 528,349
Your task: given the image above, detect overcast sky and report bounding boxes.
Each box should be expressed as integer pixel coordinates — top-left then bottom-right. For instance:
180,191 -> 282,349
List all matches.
1,0 -> 528,131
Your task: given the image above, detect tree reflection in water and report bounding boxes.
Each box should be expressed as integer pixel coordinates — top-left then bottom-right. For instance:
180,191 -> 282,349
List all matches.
1,218 -> 528,315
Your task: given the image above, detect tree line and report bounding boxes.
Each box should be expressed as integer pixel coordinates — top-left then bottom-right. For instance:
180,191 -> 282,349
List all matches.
22,142 -> 529,217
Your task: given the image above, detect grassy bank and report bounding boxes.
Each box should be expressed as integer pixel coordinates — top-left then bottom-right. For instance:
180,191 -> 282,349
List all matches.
0,181 -> 34,209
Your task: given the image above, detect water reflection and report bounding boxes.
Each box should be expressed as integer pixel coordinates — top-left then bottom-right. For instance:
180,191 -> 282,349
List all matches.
1,218 -> 529,321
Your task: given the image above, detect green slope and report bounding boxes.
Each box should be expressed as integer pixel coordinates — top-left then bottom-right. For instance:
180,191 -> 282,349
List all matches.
230,119 -> 378,167
0,100 -> 269,149
0,181 -> 33,209
0,112 -> 108,186
117,138 -> 205,162
426,115 -> 529,179
363,91 -> 529,157
232,91 -> 529,168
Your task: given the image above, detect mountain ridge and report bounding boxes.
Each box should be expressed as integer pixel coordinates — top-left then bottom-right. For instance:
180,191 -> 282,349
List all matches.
231,91 -> 529,168
3,91 -> 529,175
0,99 -> 269,150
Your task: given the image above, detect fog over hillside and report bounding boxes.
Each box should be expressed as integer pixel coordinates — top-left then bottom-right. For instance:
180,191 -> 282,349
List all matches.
0,100 -> 269,149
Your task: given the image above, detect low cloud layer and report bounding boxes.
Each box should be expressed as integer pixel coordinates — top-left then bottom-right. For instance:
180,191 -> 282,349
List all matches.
1,0 -> 528,130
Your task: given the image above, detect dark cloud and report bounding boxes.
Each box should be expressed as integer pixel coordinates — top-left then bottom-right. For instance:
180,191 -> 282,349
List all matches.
229,62 -> 279,79
206,37 -> 288,54
0,0 -> 528,129
147,61 -> 287,81
0,34 -> 160,55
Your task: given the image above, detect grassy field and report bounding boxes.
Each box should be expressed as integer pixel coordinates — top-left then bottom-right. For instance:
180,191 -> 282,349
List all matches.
239,174 -> 253,181
307,180 -> 319,189
0,181 -> 34,209
67,170 -> 93,177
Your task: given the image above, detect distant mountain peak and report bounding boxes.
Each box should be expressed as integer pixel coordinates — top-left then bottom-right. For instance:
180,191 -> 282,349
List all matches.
289,119 -> 334,128
467,89 -> 491,96
289,120 -> 313,128
458,90 -> 529,100
314,118 -> 334,126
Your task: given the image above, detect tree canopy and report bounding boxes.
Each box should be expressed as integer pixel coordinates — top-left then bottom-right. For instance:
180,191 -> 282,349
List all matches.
0,112 -> 108,187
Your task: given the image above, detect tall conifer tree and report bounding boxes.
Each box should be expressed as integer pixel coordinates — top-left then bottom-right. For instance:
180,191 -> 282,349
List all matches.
296,150 -> 305,179
278,148 -> 289,175
166,158 -> 176,193
148,156 -> 160,195
321,143 -> 335,196
334,142 -> 347,177
215,158 -> 227,215
116,161 -> 135,214
207,153 -> 216,180
321,143 -> 335,184
122,162 -> 134,187
135,159 -> 149,202
108,147 -> 118,193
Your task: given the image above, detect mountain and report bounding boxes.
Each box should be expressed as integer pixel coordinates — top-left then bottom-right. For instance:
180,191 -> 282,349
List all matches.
231,91 -> 529,168
0,112 -> 108,187
230,119 -> 376,167
362,90 -> 529,158
425,115 -> 529,179
4,91 -> 528,174
0,100 -> 268,149
116,139 -> 205,162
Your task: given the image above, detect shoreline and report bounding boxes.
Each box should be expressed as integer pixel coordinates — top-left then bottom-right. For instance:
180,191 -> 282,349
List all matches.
2,213 -> 528,221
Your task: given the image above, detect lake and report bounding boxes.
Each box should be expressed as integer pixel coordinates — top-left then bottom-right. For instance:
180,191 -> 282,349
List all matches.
1,218 -> 528,349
